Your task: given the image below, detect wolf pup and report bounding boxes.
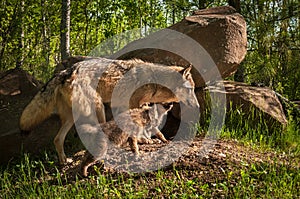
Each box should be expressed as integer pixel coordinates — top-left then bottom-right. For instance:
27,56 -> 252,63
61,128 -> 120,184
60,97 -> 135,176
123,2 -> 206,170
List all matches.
138,103 -> 173,144
19,57 -> 198,164
79,103 -> 173,176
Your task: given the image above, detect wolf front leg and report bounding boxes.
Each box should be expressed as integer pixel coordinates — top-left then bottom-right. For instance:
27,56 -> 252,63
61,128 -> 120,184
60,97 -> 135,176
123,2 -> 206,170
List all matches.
54,118 -> 74,164
128,136 -> 140,156
95,100 -> 106,123
152,127 -> 168,143
137,136 -> 153,144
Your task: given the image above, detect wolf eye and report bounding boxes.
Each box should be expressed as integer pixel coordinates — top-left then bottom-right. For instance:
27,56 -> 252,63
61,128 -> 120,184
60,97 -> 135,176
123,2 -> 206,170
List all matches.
141,102 -> 154,109
162,102 -> 172,109
149,102 -> 154,106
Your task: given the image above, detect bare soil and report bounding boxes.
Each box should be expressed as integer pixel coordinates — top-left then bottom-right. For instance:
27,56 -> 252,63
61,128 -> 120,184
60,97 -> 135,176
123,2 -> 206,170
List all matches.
56,136 -> 299,184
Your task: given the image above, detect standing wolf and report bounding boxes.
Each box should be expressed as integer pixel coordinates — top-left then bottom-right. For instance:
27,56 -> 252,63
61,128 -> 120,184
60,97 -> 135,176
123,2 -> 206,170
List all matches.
79,103 -> 173,176
19,57 -> 198,164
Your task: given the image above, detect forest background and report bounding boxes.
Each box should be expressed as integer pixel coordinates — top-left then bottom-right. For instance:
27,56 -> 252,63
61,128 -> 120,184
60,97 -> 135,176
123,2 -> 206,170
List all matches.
0,0 -> 299,100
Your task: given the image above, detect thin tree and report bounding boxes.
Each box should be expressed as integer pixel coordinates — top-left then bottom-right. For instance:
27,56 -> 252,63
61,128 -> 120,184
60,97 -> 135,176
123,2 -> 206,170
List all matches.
41,0 -> 50,71
60,0 -> 71,60
229,0 -> 244,82
16,0 -> 24,68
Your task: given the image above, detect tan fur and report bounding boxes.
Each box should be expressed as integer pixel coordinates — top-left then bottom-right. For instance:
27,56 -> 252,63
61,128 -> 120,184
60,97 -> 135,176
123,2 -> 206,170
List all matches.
19,57 -> 198,164
19,91 -> 56,132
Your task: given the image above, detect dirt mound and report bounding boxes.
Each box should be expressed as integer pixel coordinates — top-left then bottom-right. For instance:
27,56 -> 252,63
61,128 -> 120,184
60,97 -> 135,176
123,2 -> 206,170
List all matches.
56,137 -> 297,184
0,68 -> 42,135
0,68 -> 289,165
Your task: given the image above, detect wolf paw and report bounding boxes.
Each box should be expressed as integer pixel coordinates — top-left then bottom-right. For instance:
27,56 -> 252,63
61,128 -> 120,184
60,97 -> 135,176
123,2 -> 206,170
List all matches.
138,137 -> 153,144
59,155 -> 68,165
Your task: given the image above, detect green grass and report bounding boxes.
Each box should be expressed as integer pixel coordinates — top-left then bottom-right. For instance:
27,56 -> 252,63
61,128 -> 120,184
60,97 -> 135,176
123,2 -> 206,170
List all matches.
223,104 -> 300,154
234,162 -> 299,198
0,150 -> 299,198
199,100 -> 300,154
0,104 -> 299,198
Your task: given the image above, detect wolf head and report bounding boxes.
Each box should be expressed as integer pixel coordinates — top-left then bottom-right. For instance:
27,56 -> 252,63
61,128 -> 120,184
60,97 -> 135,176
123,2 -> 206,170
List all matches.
125,64 -> 199,110
173,65 -> 199,108
140,103 -> 172,134
148,103 -> 173,127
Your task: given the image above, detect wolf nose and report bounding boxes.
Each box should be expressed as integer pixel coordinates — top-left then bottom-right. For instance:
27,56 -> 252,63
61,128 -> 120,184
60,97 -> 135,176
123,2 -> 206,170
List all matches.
186,97 -> 199,108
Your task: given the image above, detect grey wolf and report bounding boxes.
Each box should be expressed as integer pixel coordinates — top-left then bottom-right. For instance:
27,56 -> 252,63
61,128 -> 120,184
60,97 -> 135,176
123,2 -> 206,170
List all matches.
79,103 -> 173,176
19,57 -> 198,164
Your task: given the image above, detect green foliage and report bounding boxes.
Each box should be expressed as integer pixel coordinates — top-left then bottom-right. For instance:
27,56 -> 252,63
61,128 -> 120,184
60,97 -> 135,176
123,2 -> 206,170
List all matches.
233,162 -> 299,198
0,0 -> 170,81
241,0 -> 300,99
223,104 -> 300,154
1,0 -> 299,99
198,95 -> 300,154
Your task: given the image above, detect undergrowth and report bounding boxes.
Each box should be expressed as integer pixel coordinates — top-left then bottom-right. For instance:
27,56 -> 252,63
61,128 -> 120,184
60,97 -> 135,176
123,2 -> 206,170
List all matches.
0,149 -> 299,198
0,100 -> 299,198
199,99 -> 300,155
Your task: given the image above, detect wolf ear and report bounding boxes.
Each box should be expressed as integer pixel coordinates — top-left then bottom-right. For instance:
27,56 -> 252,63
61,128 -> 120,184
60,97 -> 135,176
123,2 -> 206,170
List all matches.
182,65 -> 195,88
183,65 -> 193,79
169,65 -> 192,74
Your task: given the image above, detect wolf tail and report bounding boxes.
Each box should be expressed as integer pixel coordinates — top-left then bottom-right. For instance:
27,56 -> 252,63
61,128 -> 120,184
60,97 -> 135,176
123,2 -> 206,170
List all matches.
19,76 -> 59,133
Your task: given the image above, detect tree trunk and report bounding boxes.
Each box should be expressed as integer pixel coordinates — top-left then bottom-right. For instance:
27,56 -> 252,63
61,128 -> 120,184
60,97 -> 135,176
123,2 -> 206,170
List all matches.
198,0 -> 207,9
84,1 -> 89,55
41,0 -> 50,71
16,0 -> 24,68
228,0 -> 244,82
60,0 -> 71,60
228,0 -> 241,12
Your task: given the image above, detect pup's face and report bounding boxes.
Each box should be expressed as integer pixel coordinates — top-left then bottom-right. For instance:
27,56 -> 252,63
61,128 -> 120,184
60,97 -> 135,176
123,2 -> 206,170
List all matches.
148,103 -> 173,127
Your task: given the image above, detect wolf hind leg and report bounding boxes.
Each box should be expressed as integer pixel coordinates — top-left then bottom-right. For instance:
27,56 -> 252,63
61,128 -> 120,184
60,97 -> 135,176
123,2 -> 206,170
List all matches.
80,135 -> 108,177
54,118 -> 74,164
81,151 -> 97,177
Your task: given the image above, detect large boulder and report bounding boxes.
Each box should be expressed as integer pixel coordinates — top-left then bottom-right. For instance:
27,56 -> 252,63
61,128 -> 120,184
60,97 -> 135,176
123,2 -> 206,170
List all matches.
206,81 -> 287,125
0,68 -> 42,134
162,81 -> 287,138
198,81 -> 287,126
0,69 -> 63,164
0,68 -> 42,96
112,6 -> 247,88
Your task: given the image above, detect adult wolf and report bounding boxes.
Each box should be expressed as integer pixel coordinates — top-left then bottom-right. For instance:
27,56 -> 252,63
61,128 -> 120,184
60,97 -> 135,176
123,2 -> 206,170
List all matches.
19,57 -> 199,164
